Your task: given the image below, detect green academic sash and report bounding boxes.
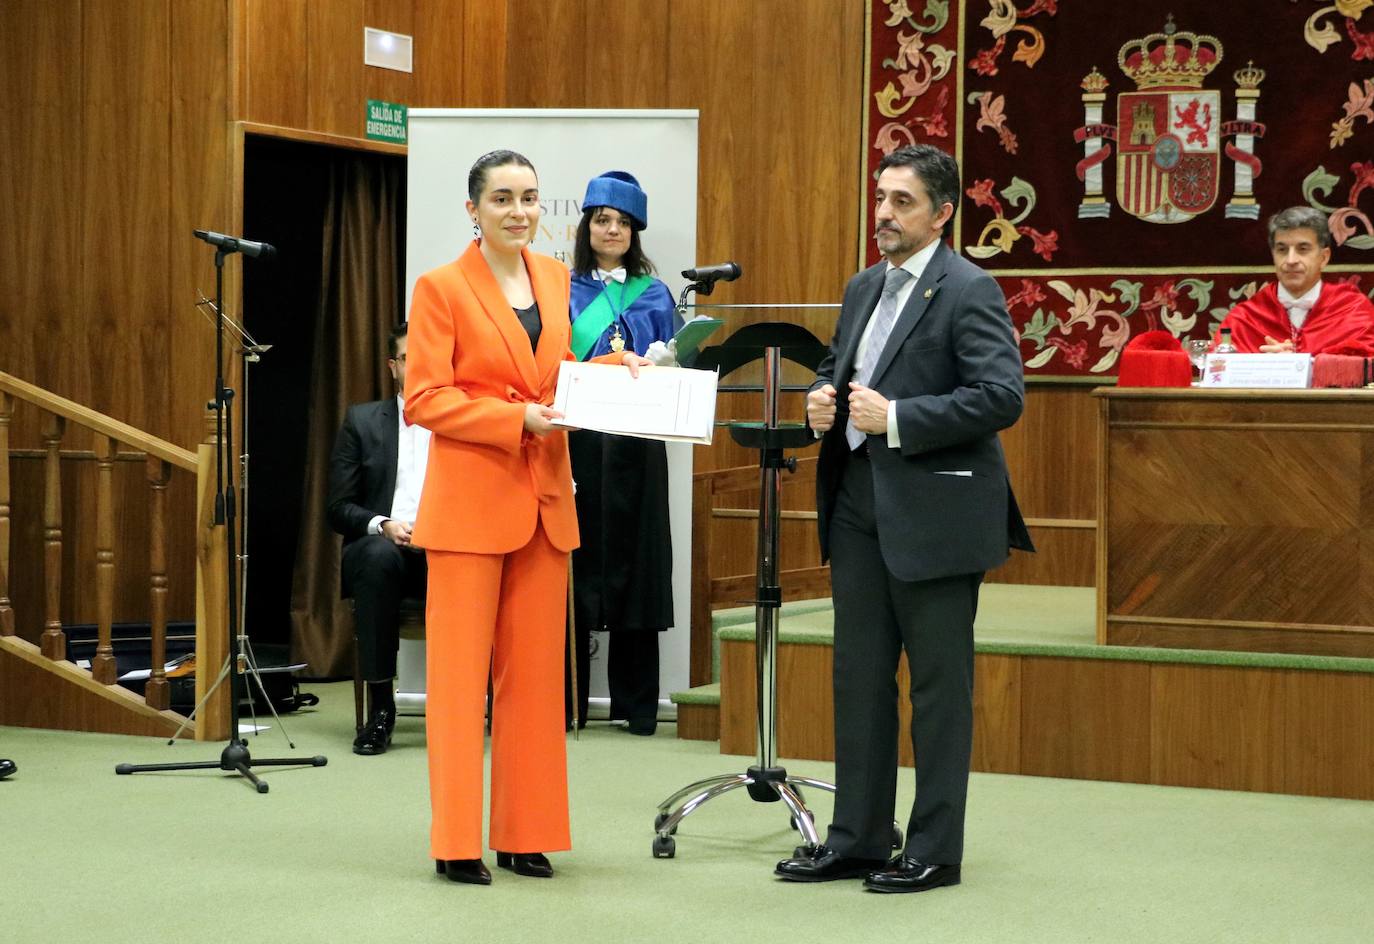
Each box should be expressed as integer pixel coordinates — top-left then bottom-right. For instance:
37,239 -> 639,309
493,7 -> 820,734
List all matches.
570,275 -> 653,361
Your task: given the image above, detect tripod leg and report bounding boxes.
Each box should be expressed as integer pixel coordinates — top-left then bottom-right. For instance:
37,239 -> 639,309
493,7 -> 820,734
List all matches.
234,761 -> 269,794
165,657 -> 233,744
247,756 -> 329,768
785,775 -> 835,794
116,760 -> 224,774
241,638 -> 297,748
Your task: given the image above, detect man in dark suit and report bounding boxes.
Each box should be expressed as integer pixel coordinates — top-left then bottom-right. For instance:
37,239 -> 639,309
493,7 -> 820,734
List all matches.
327,323 -> 429,756
776,144 -> 1032,893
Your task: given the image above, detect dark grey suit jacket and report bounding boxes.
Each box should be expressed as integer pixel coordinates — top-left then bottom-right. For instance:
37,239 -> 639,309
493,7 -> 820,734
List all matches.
326,398 -> 399,548
812,241 -> 1033,581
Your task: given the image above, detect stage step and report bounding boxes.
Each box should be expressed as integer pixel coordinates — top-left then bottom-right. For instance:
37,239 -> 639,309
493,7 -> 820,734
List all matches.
705,585 -> 1374,802
669,683 -> 719,741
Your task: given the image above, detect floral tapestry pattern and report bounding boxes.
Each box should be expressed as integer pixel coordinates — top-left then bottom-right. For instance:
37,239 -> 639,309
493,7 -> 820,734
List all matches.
865,1 -> 1374,376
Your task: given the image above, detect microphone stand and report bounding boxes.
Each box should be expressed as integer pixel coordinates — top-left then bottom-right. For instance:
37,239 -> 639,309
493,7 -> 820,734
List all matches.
116,239 -> 326,792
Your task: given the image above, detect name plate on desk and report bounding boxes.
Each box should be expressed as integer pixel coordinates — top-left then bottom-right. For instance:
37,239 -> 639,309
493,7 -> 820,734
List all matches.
1202,353 -> 1312,388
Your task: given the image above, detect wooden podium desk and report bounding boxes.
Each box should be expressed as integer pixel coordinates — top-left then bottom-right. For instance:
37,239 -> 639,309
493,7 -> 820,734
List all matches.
1095,387 -> 1374,657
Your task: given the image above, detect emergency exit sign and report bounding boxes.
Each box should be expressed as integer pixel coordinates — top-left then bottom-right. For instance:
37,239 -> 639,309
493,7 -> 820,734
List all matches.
366,99 -> 407,143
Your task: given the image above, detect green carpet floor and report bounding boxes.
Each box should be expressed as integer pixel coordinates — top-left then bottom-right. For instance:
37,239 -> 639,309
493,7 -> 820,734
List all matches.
3,681 -> 1372,944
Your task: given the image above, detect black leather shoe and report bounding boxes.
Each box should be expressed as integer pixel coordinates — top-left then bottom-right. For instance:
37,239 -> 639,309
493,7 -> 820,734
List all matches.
0,759 -> 15,780
436,858 -> 492,885
352,708 -> 395,756
496,851 -> 554,878
775,844 -> 886,882
863,856 -> 961,893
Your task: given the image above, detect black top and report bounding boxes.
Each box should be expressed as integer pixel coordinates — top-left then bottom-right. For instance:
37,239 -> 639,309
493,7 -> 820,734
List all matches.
515,302 -> 541,352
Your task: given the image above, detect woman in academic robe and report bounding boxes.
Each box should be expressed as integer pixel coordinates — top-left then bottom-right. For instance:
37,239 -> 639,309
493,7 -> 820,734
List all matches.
405,151 -> 649,886
566,171 -> 679,736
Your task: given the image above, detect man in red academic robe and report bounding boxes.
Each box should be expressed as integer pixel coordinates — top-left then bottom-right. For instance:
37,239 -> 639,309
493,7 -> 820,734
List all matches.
1215,206 -> 1374,354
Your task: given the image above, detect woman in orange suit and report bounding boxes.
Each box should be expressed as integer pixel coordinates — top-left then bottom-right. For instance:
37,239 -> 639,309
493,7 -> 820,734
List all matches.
405,150 -> 650,885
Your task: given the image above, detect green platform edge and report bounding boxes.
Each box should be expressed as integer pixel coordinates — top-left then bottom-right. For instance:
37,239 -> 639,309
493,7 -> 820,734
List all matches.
669,586 -> 1374,710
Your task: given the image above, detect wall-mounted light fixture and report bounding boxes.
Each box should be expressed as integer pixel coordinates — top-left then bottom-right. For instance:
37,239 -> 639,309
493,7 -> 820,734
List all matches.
364,27 -> 413,73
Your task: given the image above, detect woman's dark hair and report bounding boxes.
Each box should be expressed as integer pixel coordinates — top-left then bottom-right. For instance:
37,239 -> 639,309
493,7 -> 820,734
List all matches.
467,149 -> 537,202
571,207 -> 657,277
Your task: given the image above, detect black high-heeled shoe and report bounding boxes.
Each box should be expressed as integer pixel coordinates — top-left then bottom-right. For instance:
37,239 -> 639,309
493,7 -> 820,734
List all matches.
495,851 -> 553,878
435,858 -> 492,885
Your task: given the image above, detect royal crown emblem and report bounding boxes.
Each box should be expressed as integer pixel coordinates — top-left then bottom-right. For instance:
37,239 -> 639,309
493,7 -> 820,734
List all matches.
1073,17 -> 1266,224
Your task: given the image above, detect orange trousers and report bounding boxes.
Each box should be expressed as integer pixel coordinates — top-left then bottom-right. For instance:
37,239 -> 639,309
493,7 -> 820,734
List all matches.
425,522 -> 571,860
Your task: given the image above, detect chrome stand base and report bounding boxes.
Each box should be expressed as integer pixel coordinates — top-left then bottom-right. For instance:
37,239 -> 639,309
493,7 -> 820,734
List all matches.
651,770 -> 901,859
651,766 -> 834,858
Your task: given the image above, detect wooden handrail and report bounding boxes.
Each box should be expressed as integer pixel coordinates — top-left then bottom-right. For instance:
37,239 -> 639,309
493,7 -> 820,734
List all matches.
0,371 -> 197,470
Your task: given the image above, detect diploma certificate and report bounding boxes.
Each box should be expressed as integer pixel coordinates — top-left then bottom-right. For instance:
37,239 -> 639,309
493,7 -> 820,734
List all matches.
552,362 -> 719,444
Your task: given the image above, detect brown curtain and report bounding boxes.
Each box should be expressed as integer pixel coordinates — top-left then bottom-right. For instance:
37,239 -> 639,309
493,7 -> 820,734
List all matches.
289,154 -> 404,676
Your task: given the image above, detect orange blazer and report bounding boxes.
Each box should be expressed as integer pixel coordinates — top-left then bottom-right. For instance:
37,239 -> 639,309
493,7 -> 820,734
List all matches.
405,241 -> 586,555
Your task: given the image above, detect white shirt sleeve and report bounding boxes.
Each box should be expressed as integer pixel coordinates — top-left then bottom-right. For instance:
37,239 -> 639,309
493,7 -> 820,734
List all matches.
368,515 -> 386,535
886,400 -> 901,448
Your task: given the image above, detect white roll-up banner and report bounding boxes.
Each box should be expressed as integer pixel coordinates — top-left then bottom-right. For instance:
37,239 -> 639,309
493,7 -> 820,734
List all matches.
404,109 -> 700,721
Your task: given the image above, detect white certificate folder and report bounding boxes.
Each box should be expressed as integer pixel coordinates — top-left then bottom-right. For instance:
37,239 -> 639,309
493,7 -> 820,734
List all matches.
552,361 -> 718,444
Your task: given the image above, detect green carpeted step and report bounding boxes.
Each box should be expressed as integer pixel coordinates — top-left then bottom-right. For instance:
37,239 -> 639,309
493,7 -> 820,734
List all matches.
709,584 -> 1374,675
669,682 -> 719,707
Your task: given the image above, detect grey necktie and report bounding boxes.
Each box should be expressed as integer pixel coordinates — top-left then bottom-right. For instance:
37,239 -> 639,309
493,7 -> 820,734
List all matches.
846,266 -> 913,450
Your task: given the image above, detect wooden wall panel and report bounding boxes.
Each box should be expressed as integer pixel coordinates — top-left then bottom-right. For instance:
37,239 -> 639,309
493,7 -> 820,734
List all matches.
81,0 -> 172,438
1283,670 -> 1374,800
1019,656 -> 1151,783
1001,385 -> 1099,522
0,1 -> 83,420
582,0 -> 669,107
989,525 -> 1094,587
972,654 -> 1021,774
308,0 -> 366,137
458,0 -> 508,106
1149,664 -> 1286,793
412,0 -> 465,105
505,0 -> 586,107
170,0 -> 232,449
242,0 -> 310,127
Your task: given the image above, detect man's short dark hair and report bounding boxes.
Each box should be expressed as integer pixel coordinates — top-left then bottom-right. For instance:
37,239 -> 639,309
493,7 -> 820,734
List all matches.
876,144 -> 961,237
387,322 -> 408,360
1267,206 -> 1331,250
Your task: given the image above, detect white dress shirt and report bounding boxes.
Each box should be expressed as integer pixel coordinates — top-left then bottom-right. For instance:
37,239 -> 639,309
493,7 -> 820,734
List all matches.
850,238 -> 941,449
1277,281 -> 1322,332
367,395 -> 432,534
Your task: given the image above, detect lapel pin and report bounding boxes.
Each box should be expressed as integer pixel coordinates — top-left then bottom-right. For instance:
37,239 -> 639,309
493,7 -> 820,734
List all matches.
923,288 -> 933,299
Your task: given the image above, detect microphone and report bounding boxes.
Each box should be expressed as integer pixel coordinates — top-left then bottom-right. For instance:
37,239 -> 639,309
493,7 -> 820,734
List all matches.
681,262 -> 741,284
193,229 -> 277,259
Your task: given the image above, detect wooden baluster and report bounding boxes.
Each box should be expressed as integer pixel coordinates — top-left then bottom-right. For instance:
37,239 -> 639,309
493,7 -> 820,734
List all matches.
195,407 -> 230,740
0,392 -> 13,636
40,413 -> 66,660
145,456 -> 172,710
91,434 -> 117,684
690,475 -> 713,687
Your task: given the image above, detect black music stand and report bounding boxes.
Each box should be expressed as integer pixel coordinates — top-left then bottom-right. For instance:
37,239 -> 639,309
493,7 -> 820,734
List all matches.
653,322 -> 897,857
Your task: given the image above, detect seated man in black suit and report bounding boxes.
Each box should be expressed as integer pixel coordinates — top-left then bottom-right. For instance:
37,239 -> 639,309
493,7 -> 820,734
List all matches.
327,323 -> 429,756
